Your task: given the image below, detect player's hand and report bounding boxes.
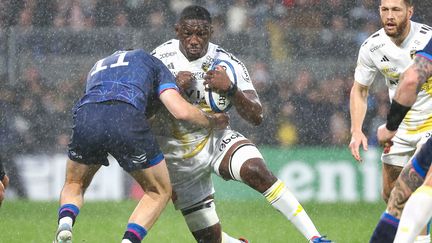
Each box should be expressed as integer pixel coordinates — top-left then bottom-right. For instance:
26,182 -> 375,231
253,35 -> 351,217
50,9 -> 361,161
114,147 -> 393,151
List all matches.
0,175 -> 9,207
210,113 -> 229,130
204,66 -> 231,93
377,124 -> 396,153
349,131 -> 368,162
176,71 -> 194,90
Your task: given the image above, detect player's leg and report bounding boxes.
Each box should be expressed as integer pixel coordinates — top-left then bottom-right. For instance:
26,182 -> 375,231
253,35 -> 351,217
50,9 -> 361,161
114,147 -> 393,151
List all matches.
380,132 -> 432,243
370,162 -> 420,243
180,195 -> 245,243
382,163 -> 403,203
394,138 -> 432,243
371,137 -> 432,243
121,159 -> 171,243
214,132 -> 328,242
55,159 -> 101,243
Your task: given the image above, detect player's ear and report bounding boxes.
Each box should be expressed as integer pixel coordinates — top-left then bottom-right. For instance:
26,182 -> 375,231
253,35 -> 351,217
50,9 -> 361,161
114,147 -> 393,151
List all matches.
174,23 -> 181,36
407,6 -> 414,19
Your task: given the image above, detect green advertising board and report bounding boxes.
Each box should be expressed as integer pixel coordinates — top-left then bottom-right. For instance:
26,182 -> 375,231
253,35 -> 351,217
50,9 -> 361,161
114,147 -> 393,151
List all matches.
213,146 -> 382,202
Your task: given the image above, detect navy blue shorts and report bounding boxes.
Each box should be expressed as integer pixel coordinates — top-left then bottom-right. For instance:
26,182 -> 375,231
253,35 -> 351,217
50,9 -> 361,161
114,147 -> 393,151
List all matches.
68,101 -> 164,172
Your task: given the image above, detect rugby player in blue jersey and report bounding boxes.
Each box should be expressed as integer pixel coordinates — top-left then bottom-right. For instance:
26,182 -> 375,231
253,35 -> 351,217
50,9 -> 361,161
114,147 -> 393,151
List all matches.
53,49 -> 228,243
370,37 -> 432,243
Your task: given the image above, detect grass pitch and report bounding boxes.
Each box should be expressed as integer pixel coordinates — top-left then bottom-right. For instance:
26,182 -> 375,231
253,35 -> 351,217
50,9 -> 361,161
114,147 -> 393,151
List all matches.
0,200 -> 384,242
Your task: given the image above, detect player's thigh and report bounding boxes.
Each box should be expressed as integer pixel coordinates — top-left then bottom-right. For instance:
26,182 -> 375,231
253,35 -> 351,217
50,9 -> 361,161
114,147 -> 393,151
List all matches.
382,163 -> 403,185
65,159 -> 101,188
129,159 -> 171,193
382,130 -> 430,166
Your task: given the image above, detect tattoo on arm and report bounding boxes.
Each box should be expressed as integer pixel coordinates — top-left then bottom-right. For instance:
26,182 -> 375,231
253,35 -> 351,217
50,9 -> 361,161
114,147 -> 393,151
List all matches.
414,56 -> 432,93
387,164 -> 424,218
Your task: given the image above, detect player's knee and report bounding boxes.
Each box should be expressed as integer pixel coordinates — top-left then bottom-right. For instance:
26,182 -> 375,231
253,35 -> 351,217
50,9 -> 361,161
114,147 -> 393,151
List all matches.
182,199 -> 220,232
229,144 -> 266,181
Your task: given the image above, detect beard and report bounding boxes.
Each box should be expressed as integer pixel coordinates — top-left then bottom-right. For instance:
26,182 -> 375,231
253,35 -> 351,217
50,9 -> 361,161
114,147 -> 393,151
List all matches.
383,17 -> 409,38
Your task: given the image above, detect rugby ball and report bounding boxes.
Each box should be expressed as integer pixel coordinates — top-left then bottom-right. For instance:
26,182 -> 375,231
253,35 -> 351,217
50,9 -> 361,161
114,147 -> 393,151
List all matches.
205,59 -> 237,113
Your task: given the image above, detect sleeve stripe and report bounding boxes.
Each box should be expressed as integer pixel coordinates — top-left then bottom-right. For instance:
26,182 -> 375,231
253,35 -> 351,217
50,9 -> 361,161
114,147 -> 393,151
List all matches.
158,83 -> 179,96
416,52 -> 432,62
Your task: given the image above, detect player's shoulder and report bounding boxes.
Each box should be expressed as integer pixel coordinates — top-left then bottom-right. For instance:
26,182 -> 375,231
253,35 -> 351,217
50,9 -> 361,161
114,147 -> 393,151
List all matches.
211,43 -> 245,67
151,39 -> 178,56
359,28 -> 387,50
411,21 -> 432,38
211,43 -> 252,83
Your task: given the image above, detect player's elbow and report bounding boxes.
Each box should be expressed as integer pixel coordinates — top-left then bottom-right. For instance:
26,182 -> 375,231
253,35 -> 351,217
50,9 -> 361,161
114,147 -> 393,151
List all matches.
171,109 -> 191,121
252,113 -> 264,126
401,69 -> 421,91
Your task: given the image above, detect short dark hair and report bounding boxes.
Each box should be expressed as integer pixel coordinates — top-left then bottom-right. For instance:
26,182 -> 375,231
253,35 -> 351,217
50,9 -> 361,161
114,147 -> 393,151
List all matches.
179,5 -> 211,24
404,0 -> 413,6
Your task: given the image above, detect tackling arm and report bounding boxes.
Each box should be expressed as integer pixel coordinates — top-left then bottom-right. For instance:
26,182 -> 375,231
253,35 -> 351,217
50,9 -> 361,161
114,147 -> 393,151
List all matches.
159,89 -> 228,129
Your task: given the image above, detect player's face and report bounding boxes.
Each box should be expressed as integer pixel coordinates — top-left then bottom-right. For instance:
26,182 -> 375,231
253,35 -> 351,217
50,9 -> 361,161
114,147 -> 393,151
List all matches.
175,19 -> 212,61
379,0 -> 413,38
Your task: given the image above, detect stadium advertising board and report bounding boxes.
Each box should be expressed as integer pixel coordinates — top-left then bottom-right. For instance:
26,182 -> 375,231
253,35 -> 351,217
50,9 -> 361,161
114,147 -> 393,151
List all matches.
10,147 -> 381,202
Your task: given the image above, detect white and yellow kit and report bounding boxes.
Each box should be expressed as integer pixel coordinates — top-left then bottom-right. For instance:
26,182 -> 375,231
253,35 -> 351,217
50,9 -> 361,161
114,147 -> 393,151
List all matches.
152,39 -> 258,210
355,21 -> 432,166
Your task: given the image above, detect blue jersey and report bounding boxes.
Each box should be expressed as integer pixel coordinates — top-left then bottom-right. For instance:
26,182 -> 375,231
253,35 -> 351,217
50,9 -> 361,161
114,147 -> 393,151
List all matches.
78,49 -> 178,112
417,37 -> 432,62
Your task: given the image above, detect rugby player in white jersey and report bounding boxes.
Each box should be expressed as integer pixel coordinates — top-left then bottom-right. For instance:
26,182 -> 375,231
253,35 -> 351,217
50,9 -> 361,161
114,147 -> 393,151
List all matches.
151,5 -> 331,243
349,1 -> 432,241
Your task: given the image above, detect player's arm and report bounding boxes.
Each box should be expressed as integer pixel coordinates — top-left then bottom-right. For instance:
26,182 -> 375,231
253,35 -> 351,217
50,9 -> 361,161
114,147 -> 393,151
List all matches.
377,55 -> 432,144
393,56 -> 432,107
160,89 -> 228,129
205,66 -> 263,126
349,81 -> 369,161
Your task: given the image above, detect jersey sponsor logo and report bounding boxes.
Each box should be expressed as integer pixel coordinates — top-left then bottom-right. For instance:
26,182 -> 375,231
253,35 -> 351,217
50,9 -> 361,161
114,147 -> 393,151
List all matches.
131,153 -> 147,164
382,66 -> 399,84
159,52 -> 176,59
219,133 -> 244,151
167,63 -> 175,69
370,43 -> 385,52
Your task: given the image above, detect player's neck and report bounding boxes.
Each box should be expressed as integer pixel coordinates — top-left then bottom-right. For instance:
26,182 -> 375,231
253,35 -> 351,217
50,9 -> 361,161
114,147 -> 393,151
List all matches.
391,21 -> 411,47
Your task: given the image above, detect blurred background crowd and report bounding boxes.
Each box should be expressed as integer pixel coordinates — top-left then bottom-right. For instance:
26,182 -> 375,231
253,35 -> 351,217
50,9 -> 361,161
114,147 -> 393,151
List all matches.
1,0 -> 431,159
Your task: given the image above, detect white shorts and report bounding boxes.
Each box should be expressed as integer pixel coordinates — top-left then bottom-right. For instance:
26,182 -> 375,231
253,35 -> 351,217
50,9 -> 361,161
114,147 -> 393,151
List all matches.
163,129 -> 249,210
381,129 -> 432,167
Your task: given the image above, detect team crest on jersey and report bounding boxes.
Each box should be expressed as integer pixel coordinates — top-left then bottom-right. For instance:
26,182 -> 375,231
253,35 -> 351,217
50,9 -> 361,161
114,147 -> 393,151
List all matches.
410,49 -> 417,59
201,61 -> 211,72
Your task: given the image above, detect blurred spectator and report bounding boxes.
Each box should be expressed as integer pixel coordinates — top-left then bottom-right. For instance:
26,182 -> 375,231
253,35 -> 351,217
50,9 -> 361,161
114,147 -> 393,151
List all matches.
226,0 -> 248,34
0,0 -> 412,150
0,81 -> 27,198
349,0 -> 379,29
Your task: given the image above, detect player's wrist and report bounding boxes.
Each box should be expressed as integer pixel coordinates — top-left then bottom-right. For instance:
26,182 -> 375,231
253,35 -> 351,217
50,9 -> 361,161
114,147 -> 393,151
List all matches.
226,82 -> 237,97
200,110 -> 216,128
386,99 -> 411,131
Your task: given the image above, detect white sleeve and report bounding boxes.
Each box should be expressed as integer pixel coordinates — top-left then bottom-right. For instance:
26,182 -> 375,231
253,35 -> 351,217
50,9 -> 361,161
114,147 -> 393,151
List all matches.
354,45 -> 378,86
235,60 -> 255,92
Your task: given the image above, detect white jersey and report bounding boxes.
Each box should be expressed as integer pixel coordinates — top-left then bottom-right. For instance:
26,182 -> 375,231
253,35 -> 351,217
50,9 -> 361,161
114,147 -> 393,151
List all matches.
355,21 -> 432,134
151,39 -> 255,159
151,40 -> 257,209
